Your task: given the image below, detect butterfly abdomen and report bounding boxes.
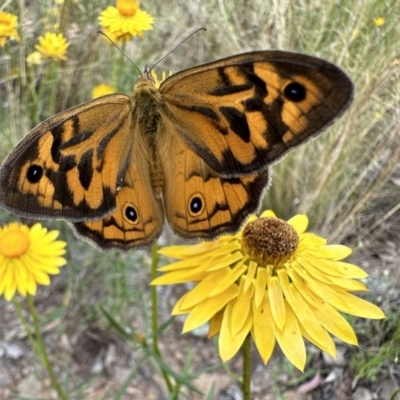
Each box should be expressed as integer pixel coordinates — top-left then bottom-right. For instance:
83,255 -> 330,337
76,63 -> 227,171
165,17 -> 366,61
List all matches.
133,76 -> 165,199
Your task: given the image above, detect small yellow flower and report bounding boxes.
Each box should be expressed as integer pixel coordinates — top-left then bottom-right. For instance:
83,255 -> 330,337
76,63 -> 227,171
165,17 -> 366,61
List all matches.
35,32 -> 69,61
26,51 -> 43,65
98,0 -> 154,43
92,84 -> 116,98
0,223 -> 67,301
0,10 -> 20,47
373,17 -> 385,27
153,211 -> 385,371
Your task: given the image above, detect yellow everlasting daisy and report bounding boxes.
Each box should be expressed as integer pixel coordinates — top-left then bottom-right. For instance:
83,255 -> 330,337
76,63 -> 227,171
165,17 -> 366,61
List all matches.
152,211 -> 385,371
373,17 -> 385,27
98,0 -> 154,42
0,223 -> 67,301
26,51 -> 43,65
35,32 -> 69,61
0,10 -> 20,47
92,84 -> 116,98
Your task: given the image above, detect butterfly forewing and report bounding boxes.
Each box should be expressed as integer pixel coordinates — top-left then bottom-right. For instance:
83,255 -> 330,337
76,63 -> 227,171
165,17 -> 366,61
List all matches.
0,95 -> 132,220
160,51 -> 353,177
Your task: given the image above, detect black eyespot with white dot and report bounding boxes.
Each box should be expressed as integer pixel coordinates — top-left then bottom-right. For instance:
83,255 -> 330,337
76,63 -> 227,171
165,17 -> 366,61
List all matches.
188,194 -> 204,216
284,82 -> 306,102
26,164 -> 43,183
124,205 -> 138,223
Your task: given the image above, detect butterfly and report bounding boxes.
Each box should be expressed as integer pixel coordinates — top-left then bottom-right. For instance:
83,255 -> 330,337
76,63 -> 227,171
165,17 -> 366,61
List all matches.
0,51 -> 353,251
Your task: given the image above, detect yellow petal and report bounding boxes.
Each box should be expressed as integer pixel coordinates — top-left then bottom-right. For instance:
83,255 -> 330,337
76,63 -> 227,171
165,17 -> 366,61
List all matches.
300,325 -> 336,358
29,268 -> 51,285
305,245 -> 352,260
209,261 -> 247,297
334,261 -> 368,278
308,300 -> 358,345
179,268 -> 231,309
260,210 -> 276,218
333,292 -> 386,319
326,276 -> 367,292
295,257 -> 367,291
172,292 -> 192,315
299,232 -> 327,247
205,251 -> 244,272
252,293 -> 276,363
231,277 -> 255,336
254,267 -> 267,308
243,261 -> 257,292
182,285 -> 238,332
288,214 -> 308,234
151,265 -> 208,285
278,269 -> 328,350
274,300 -> 306,371
219,301 -> 253,362
208,310 -> 223,338
268,275 -> 286,329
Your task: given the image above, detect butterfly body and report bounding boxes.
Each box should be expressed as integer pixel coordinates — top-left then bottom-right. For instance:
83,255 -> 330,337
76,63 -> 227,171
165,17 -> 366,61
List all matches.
0,51 -> 353,250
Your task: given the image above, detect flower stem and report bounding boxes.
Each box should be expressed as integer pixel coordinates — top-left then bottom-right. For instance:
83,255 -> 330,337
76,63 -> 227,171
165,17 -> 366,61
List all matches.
150,242 -> 174,394
26,295 -> 67,400
242,335 -> 252,400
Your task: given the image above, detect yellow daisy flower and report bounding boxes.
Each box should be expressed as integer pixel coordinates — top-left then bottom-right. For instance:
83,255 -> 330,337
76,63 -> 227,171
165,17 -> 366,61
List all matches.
26,51 -> 43,65
35,32 -> 69,61
373,17 -> 385,27
0,223 -> 67,301
152,211 -> 385,371
92,84 -> 116,98
0,10 -> 20,47
98,0 -> 154,42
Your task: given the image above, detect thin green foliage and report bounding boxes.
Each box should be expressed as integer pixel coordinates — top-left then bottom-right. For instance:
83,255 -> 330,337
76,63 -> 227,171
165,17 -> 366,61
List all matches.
351,312 -> 400,381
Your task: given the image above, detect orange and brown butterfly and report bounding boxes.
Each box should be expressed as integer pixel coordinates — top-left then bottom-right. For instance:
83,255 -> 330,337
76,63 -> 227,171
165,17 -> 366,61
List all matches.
0,51 -> 353,251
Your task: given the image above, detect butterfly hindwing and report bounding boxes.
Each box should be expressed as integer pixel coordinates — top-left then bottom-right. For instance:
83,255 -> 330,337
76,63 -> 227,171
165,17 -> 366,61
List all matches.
160,51 -> 353,176
72,146 -> 164,250
158,124 -> 269,238
0,95 -> 132,220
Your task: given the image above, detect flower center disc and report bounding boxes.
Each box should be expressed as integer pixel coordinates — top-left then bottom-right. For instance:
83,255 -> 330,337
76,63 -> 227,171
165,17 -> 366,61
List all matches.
0,231 -> 30,258
242,217 -> 299,264
117,0 -> 139,16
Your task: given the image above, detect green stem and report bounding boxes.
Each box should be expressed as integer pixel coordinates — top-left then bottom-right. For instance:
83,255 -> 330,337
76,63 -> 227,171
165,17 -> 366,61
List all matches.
242,335 -> 252,400
150,242 -> 174,394
13,297 -> 40,354
47,61 -> 59,116
26,295 -> 67,400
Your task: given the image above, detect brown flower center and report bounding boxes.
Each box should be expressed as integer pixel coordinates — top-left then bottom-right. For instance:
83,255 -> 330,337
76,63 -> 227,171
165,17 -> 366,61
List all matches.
241,217 -> 299,264
0,230 -> 30,258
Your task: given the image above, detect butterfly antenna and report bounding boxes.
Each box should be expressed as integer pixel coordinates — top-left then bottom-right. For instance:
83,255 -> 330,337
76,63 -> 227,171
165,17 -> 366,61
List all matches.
148,27 -> 207,72
97,30 -> 142,76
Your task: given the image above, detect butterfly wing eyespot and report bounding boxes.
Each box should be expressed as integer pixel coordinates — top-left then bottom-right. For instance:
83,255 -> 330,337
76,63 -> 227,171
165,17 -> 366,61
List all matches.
124,204 -> 139,224
283,82 -> 306,102
160,50 -> 353,177
26,164 -> 44,183
188,194 -> 205,216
